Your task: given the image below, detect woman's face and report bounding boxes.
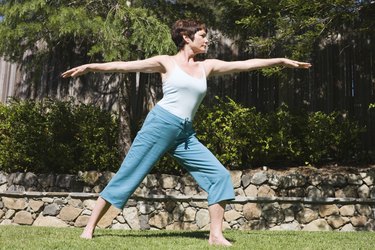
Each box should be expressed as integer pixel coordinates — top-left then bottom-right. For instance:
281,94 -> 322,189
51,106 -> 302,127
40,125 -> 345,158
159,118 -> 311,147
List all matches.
190,29 -> 209,54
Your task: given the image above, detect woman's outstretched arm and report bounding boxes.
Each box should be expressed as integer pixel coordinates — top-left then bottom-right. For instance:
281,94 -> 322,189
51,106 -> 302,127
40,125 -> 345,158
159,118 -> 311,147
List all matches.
61,55 -> 168,78
204,58 -> 311,77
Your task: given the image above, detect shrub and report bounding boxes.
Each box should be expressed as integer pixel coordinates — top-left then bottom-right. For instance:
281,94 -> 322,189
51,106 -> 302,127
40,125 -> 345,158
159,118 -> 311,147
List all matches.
153,97 -> 363,172
0,98 -> 121,173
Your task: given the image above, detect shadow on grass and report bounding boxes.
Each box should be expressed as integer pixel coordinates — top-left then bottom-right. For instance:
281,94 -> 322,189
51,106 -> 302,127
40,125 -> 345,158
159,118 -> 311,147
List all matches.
94,230 -> 235,243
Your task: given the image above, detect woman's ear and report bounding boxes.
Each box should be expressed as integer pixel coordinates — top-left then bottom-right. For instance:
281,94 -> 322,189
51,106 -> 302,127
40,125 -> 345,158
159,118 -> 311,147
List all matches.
183,34 -> 191,44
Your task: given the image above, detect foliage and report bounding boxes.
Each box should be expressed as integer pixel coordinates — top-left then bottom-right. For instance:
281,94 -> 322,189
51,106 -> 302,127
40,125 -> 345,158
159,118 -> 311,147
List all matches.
193,97 -> 363,169
0,99 -> 121,173
154,97 -> 363,172
0,0 -> 175,67
216,0 -> 365,58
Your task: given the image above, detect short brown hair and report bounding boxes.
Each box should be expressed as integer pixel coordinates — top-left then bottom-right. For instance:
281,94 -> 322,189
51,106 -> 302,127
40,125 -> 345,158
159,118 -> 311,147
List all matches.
171,20 -> 207,50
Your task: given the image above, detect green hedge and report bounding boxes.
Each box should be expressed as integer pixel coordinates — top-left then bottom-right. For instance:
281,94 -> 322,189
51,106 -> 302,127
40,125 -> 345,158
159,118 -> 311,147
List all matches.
0,98 -> 121,174
0,97 -> 364,174
156,97 -> 364,173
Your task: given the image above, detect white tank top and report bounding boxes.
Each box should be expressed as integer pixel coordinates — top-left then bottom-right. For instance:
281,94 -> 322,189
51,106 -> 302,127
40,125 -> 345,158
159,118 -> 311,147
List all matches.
158,61 -> 207,120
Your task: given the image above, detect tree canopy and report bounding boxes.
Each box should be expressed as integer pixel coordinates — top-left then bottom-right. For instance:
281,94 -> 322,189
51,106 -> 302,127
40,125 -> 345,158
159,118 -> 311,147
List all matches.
0,0 -> 175,67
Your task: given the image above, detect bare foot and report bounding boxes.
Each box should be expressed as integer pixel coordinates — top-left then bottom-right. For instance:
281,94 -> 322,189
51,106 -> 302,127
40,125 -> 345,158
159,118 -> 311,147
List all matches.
80,228 -> 94,239
208,236 -> 232,247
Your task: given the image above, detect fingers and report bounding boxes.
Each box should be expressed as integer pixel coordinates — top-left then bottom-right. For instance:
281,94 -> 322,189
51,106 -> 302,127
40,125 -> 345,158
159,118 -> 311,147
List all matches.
295,62 -> 312,69
61,66 -> 85,78
286,60 -> 312,69
61,69 -> 75,78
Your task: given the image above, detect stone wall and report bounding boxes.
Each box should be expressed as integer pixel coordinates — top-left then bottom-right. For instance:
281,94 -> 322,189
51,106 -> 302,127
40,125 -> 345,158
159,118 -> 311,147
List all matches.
1,166 -> 375,231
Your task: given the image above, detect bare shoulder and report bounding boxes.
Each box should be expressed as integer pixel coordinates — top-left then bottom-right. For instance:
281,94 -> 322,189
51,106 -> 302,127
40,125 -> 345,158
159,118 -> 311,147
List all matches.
202,59 -> 228,76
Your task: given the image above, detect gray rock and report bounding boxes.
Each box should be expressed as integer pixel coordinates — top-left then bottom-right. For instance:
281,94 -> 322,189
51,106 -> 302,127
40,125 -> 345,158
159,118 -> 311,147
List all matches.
7,173 -> 17,186
339,205 -> 355,216
196,209 -> 209,228
173,204 -> 185,221
29,200 -> 44,212
302,219 -> 332,231
99,171 -> 115,185
371,187 -> 375,199
160,174 -> 178,189
297,208 -> 318,224
23,172 -> 38,187
258,185 -> 276,197
5,209 -> 15,219
365,219 -> 375,231
244,184 -> 257,197
224,209 -> 242,222
123,207 -> 140,229
180,174 -> 196,186
33,214 -> 68,227
309,173 -> 323,186
357,184 -> 370,198
7,185 -> 25,192
340,223 -> 355,231
319,185 -> 335,197
319,205 -> 339,217
351,215 -> 367,227
241,172 -> 252,188
0,184 -> 7,192
329,174 -> 347,187
268,174 -> 281,187
79,171 -> 101,186
363,175 -> 374,186
2,197 -> 27,210
230,170 -> 242,188
347,174 -> 363,185
74,215 -> 90,227
271,221 -> 301,231
243,203 -> 262,220
250,172 -> 268,185
43,204 -> 60,216
139,214 -> 150,230
37,174 -> 55,189
183,207 -> 196,222
111,222 -> 131,230
56,175 -> 74,189
13,211 -> 34,225
355,204 -> 372,216
262,203 -> 284,224
97,206 -> 121,229
149,211 -> 172,229
138,201 -> 155,215
326,215 -> 349,229
306,186 -> 322,198
12,173 -> 26,185
337,185 -> 358,198
288,188 -> 305,197
59,206 -> 82,222
281,174 -> 306,188
0,171 -> 8,185
283,208 -> 295,222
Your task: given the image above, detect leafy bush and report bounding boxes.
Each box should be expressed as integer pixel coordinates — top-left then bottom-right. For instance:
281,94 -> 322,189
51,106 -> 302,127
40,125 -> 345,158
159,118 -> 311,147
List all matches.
0,97 -> 364,174
155,97 -> 364,172
0,98 -> 121,173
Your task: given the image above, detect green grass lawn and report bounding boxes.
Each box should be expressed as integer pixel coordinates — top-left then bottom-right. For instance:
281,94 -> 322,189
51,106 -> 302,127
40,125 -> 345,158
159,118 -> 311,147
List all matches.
0,225 -> 375,250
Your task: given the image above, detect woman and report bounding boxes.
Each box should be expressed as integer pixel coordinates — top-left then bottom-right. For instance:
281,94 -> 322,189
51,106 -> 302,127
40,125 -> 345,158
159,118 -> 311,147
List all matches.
62,19 -> 311,246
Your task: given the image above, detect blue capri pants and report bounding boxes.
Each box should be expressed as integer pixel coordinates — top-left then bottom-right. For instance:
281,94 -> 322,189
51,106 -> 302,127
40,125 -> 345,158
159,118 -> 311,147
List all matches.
100,104 -> 235,209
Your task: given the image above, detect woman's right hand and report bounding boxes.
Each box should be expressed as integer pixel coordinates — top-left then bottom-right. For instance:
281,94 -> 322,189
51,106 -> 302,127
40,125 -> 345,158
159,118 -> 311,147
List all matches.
61,64 -> 91,78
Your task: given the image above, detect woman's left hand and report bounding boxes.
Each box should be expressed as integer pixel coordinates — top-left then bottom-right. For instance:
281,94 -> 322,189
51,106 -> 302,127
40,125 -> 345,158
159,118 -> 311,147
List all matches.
281,59 -> 312,69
